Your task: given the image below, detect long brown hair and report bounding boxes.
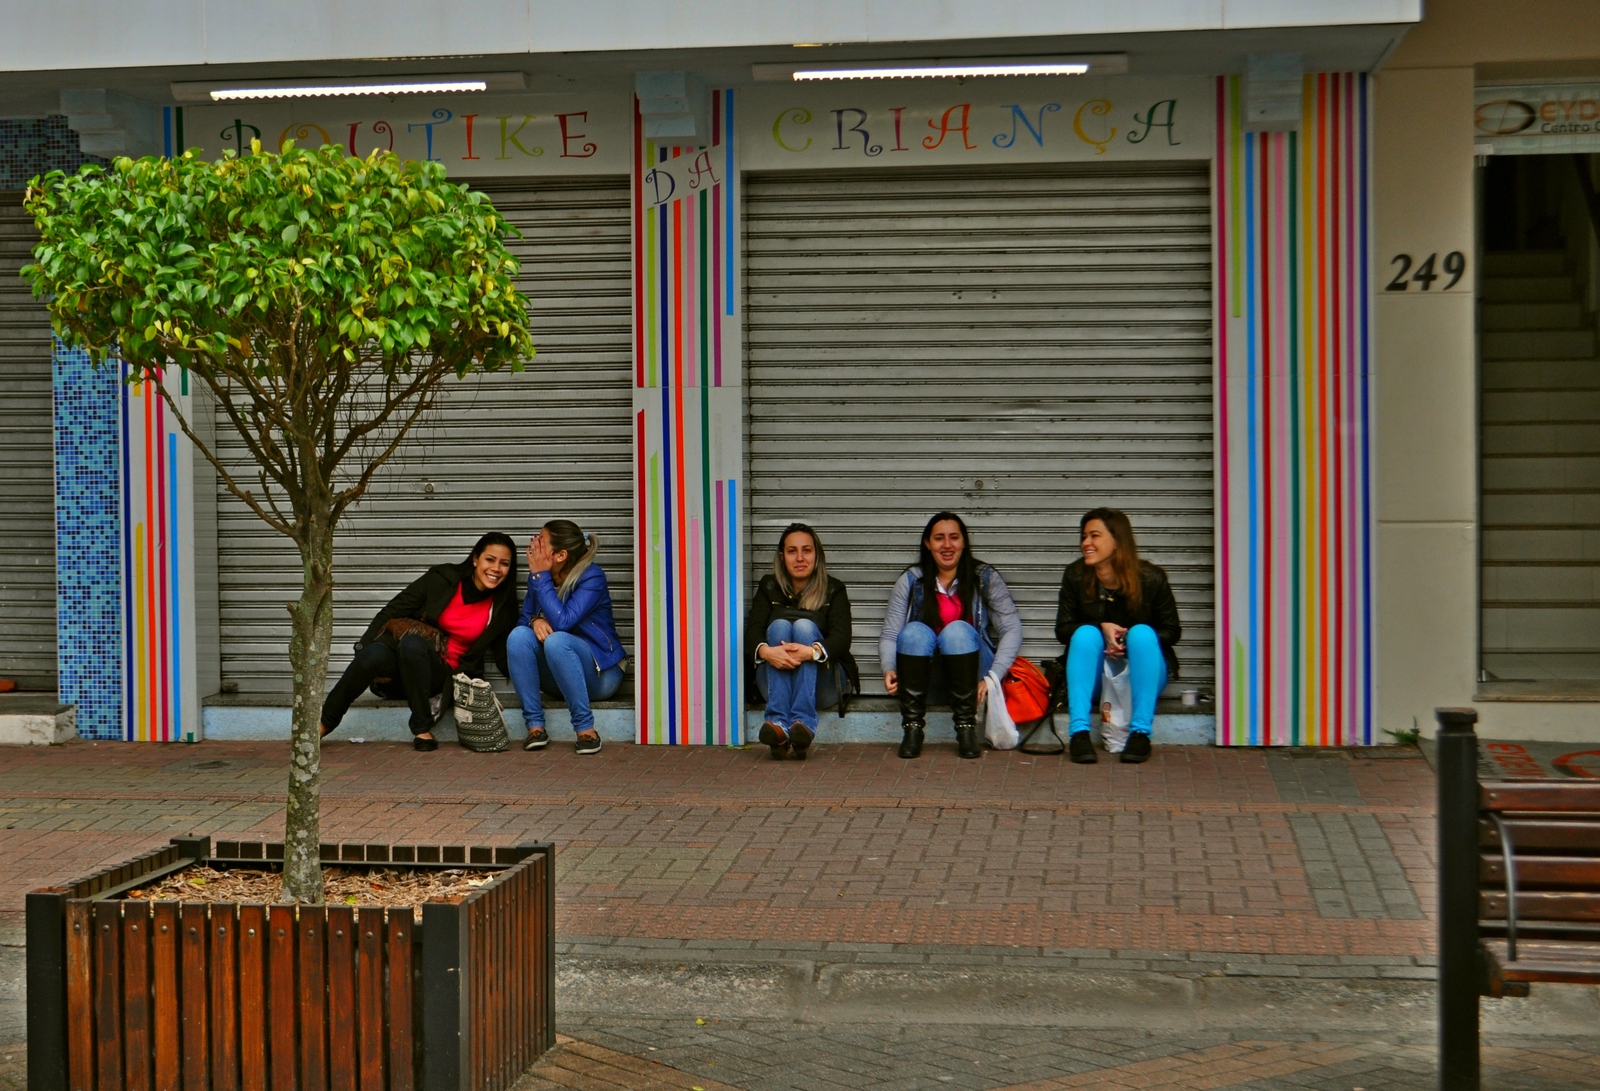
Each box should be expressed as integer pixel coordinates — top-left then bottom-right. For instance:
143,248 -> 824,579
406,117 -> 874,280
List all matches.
542,519 -> 599,601
918,511 -> 979,625
773,523 -> 829,611
1078,507 -> 1143,610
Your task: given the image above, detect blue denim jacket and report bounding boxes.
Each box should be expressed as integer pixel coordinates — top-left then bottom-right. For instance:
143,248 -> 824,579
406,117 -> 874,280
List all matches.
518,563 -> 627,671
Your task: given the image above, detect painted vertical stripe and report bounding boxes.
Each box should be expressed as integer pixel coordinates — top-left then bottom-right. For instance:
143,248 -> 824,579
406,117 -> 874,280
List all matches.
169,431 -> 181,742
120,365 -> 133,741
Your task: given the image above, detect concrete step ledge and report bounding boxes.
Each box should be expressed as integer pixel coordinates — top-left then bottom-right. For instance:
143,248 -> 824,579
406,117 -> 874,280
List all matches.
0,698 -> 76,746
203,702 -> 1216,746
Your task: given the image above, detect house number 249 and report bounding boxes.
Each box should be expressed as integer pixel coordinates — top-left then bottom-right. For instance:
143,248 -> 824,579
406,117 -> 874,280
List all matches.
1386,251 -> 1467,291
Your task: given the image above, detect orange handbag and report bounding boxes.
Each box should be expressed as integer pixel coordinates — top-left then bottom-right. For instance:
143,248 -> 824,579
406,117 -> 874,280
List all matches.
1001,656 -> 1052,725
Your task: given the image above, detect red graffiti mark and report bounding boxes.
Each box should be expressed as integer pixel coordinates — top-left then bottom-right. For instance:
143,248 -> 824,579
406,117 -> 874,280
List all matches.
1553,749 -> 1600,779
1484,742 -> 1547,779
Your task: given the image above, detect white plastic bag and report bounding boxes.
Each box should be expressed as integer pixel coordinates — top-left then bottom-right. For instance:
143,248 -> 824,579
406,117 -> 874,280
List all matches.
1099,658 -> 1133,753
984,674 -> 1020,750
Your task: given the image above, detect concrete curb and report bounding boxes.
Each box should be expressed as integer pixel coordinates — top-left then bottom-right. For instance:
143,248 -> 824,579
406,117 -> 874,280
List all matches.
551,939 -> 1600,1037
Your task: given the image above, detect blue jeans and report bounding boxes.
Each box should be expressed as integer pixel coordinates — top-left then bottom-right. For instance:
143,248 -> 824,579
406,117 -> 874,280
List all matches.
896,620 -> 993,699
756,618 -> 832,730
507,625 -> 624,735
1065,623 -> 1167,737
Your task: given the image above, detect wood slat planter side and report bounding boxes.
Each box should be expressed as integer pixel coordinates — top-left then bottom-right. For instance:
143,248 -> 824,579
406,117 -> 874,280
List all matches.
32,838 -> 556,1091
463,845 -> 553,1091
58,898 -> 418,1091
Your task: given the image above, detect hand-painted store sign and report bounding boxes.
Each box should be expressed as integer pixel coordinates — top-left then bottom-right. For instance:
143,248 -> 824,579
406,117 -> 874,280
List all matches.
1475,83 -> 1600,155
183,93 -> 631,173
739,78 -> 1210,169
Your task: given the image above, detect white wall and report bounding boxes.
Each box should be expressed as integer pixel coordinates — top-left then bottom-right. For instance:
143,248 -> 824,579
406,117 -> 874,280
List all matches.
0,1 -> 1420,72
1374,0 -> 1600,740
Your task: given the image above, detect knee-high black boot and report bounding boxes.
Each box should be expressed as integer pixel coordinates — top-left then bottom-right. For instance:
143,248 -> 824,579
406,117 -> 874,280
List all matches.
945,651 -> 982,759
895,654 -> 931,759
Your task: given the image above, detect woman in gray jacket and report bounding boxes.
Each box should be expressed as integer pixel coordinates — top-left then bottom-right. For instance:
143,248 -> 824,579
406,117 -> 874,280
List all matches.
879,512 -> 1023,760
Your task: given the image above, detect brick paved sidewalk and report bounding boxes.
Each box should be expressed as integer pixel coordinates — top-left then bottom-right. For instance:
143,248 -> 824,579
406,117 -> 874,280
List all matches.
2,739 -> 1597,1090
0,739 -> 1434,957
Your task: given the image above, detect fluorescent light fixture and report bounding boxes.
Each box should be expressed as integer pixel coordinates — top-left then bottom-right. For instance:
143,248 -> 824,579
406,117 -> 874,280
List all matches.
170,72 -> 526,103
798,62 -> 1087,80
754,55 -> 1125,82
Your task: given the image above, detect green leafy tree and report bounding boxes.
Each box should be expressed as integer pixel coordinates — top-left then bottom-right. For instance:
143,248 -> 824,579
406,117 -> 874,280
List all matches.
23,143 -> 535,902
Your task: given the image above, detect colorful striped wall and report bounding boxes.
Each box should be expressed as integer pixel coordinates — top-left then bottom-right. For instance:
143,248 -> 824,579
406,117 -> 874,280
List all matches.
1213,74 -> 1375,746
119,367 -> 200,741
632,90 -> 745,745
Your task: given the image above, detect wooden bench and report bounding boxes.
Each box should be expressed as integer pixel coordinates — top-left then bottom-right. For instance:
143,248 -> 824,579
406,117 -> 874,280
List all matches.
1435,707 -> 1600,1090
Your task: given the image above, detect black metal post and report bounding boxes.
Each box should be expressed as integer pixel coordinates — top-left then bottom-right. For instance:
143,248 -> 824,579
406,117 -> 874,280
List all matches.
421,900 -> 469,1091
1437,706 -> 1481,1091
25,890 -> 68,1091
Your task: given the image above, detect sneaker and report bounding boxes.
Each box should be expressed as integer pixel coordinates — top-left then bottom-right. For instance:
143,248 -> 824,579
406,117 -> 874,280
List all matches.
1068,731 -> 1097,764
1121,733 -> 1152,763
574,730 -> 603,755
522,726 -> 549,751
758,721 -> 790,760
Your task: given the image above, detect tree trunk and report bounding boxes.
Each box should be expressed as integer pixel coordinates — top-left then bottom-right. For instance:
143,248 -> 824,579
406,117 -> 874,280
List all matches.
281,515 -> 337,903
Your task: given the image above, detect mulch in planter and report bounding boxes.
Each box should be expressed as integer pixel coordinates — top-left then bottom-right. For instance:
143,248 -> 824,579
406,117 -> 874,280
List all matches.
122,864 -> 490,918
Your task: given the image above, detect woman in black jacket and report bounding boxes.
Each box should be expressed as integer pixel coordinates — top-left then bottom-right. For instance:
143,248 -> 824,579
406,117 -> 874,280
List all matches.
1054,508 -> 1180,765
743,523 -> 856,760
321,532 -> 519,751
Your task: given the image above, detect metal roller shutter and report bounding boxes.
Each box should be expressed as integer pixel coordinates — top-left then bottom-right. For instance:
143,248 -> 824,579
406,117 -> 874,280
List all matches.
744,163 -> 1214,692
217,176 -> 634,693
0,197 -> 58,687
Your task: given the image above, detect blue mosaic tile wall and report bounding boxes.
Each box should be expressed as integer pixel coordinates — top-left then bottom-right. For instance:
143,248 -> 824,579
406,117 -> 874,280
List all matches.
53,343 -> 124,740
0,116 -> 104,190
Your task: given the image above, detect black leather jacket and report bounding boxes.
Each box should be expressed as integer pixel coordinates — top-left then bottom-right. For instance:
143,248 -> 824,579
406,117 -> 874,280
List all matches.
1053,559 -> 1182,678
357,562 -> 517,678
743,574 -> 859,696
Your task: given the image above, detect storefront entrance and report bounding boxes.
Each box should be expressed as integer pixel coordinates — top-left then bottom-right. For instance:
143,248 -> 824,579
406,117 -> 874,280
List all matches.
214,177 -> 636,693
743,161 -> 1216,691
1478,150 -> 1600,690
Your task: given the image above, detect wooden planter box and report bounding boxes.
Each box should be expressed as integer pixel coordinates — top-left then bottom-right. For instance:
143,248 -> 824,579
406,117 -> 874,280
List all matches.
27,836 -> 556,1091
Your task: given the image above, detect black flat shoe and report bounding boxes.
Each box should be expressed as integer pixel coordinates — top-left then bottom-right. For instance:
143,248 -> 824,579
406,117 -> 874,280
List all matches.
413,736 -> 439,752
1121,733 -> 1152,763
1069,732 -> 1097,764
522,726 -> 549,751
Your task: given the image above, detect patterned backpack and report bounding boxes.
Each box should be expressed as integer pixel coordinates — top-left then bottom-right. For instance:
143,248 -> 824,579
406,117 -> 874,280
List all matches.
451,673 -> 510,752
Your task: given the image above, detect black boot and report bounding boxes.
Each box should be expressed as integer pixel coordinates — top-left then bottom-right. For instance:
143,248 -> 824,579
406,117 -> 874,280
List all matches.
946,651 -> 982,759
896,653 -> 931,759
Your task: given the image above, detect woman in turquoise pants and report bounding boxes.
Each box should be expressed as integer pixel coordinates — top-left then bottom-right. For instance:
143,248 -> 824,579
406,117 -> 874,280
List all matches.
1054,508 -> 1182,765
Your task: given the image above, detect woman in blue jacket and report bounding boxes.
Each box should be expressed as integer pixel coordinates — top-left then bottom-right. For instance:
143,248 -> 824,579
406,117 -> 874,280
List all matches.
508,520 -> 627,755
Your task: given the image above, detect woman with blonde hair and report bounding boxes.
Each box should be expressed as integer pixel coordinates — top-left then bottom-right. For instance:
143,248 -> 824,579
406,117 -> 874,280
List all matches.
508,519 -> 626,755
743,523 -> 856,760
1054,507 -> 1181,764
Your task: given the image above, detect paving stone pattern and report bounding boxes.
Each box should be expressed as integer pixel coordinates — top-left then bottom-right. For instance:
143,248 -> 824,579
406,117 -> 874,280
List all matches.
515,1021 -> 1600,1091
1285,813 -> 1424,920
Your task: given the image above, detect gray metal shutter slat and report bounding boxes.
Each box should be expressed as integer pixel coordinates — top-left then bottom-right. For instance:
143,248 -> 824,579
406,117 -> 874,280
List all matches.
743,163 -> 1214,693
216,177 -> 634,693
0,197 -> 58,686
